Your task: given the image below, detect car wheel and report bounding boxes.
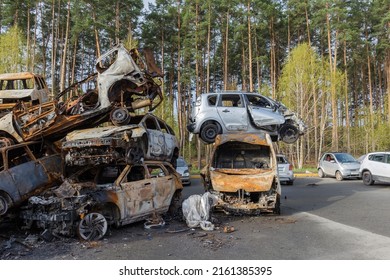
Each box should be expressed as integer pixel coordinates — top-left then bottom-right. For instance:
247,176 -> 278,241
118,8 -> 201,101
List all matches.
335,171 -> 343,181
168,190 -> 183,219
279,124 -> 299,144
110,107 -> 130,126
0,194 -> 9,216
273,195 -> 281,215
318,168 -> 325,178
77,212 -> 108,241
200,123 -> 220,144
287,180 -> 294,185
362,171 -> 374,186
0,137 -> 14,148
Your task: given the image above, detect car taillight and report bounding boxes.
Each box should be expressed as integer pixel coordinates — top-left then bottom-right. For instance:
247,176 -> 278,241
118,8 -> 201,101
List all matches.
289,164 -> 293,171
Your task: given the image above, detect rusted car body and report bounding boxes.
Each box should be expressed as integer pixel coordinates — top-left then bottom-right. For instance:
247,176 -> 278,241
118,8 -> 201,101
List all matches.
20,161 -> 183,240
201,133 -> 281,215
0,44 -> 163,146
0,72 -> 50,118
62,113 -> 179,167
0,142 -> 62,217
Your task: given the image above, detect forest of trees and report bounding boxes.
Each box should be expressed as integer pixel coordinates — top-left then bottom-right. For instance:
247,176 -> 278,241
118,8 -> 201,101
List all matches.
0,0 -> 389,169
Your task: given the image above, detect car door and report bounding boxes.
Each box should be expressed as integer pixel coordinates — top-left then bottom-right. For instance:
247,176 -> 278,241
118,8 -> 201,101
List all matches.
216,94 -> 248,131
245,94 -> 285,127
369,153 -> 388,181
121,164 -> 175,219
142,115 -> 166,160
156,118 -> 177,161
321,153 -> 337,176
3,145 -> 51,205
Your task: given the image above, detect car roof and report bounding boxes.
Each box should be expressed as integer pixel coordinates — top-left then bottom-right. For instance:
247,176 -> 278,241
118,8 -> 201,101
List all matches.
203,91 -> 255,95
0,72 -> 43,80
366,151 -> 390,155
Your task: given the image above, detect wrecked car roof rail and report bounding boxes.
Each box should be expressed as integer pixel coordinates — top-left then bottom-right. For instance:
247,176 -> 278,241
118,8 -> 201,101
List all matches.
55,73 -> 98,101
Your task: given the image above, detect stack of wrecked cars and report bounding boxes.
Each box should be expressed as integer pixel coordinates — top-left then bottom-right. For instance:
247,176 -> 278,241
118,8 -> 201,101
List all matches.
189,91 -> 305,216
0,44 -> 183,241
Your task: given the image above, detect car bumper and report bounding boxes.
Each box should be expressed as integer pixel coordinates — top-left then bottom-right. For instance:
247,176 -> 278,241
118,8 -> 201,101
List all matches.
278,172 -> 294,183
342,171 -> 360,178
180,175 -> 191,185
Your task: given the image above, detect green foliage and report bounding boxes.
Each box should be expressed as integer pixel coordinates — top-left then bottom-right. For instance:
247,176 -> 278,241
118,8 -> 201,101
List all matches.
0,25 -> 25,73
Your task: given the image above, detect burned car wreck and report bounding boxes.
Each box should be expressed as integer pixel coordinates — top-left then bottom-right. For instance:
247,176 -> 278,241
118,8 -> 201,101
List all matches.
20,161 -> 183,241
0,72 -> 51,118
0,44 -> 163,148
187,91 -> 306,144
62,113 -> 179,168
201,133 -> 281,215
0,142 -> 62,217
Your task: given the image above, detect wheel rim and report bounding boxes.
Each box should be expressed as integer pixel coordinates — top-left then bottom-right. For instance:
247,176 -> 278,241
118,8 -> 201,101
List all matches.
336,171 -> 343,181
363,172 -> 371,184
110,108 -> 130,126
279,124 -> 299,144
318,169 -> 323,177
78,213 -> 108,241
205,128 -> 217,139
0,137 -> 14,148
0,196 -> 9,215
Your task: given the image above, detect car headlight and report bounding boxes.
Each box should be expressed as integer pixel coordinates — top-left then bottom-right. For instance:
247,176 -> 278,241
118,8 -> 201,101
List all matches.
183,170 -> 190,176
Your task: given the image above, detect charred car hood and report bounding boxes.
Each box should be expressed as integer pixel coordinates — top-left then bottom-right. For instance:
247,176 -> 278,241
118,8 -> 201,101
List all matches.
65,124 -> 143,141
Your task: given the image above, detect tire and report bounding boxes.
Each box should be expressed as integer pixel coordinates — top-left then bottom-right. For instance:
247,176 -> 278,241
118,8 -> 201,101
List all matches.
335,171 -> 343,181
200,123 -> 220,144
279,124 -> 299,144
362,171 -> 374,186
0,137 -> 14,148
0,194 -> 10,216
318,168 -> 325,178
110,107 -> 130,126
273,195 -> 281,215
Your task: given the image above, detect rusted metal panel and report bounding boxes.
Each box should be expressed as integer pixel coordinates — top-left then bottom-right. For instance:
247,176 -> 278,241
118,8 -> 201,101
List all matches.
209,169 -> 275,192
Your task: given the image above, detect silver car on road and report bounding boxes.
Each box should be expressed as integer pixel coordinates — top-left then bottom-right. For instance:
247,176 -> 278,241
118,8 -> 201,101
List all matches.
317,152 -> 361,181
187,92 -> 305,144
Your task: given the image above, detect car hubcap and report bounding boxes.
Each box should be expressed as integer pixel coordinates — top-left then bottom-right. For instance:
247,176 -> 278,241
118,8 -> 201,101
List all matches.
78,213 -> 108,241
0,196 -> 8,216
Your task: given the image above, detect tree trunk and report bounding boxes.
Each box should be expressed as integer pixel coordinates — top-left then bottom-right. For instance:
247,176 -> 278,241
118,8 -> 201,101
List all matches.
60,0 -> 71,93
50,0 -> 58,99
176,1 -> 184,150
326,3 -> 338,151
223,11 -> 229,91
247,1 -> 253,92
206,0 -> 211,93
343,40 -> 350,153
115,1 -> 120,45
365,29 -> 374,150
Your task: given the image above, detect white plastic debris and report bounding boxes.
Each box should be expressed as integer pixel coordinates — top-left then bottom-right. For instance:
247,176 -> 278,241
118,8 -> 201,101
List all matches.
182,192 -> 218,231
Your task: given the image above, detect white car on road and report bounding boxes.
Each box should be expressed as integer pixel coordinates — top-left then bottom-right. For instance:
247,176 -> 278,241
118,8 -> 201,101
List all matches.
359,152 -> 390,185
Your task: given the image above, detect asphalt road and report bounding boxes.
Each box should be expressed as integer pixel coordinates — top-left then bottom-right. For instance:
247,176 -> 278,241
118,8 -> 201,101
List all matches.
2,176 -> 390,260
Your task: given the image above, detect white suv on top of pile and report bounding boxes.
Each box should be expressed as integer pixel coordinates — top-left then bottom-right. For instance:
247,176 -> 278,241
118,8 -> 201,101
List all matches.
359,152 -> 390,185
